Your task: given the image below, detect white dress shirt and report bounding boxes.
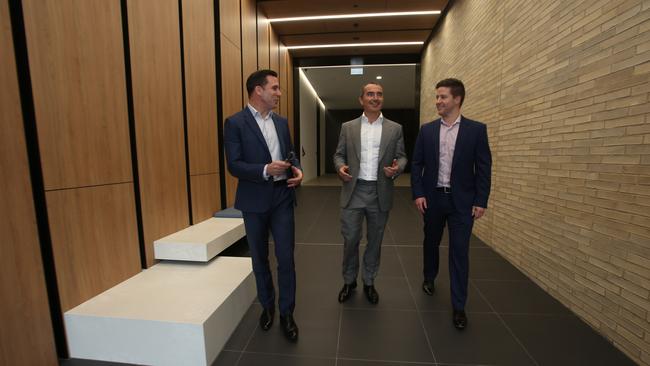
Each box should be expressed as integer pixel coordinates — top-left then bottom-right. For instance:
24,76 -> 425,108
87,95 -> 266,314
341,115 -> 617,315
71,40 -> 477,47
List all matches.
248,104 -> 286,180
358,112 -> 383,181
437,115 -> 461,187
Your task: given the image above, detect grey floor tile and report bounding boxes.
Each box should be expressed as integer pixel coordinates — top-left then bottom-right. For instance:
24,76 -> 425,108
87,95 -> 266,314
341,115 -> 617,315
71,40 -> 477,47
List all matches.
237,353 -> 335,366
470,256 -> 530,281
211,351 -> 241,366
224,304 -> 260,351
338,309 -> 434,363
422,312 -> 536,366
338,359 -> 434,366
341,276 -> 416,310
473,280 -> 573,315
411,279 -> 493,313
502,313 -> 638,366
244,306 -> 340,358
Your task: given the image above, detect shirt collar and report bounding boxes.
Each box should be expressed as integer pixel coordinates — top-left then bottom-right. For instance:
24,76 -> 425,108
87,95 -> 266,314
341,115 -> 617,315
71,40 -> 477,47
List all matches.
441,114 -> 461,127
361,112 -> 383,125
248,104 -> 273,120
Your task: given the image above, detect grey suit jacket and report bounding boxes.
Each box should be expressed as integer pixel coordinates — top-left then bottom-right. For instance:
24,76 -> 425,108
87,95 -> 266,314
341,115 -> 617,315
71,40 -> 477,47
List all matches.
333,116 -> 407,212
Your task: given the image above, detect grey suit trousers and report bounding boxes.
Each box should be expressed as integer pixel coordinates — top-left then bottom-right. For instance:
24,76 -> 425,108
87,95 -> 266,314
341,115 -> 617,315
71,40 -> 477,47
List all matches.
340,180 -> 389,285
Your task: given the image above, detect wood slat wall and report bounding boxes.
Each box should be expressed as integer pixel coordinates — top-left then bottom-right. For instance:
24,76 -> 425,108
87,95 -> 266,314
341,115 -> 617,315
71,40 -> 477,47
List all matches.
257,7 -> 270,70
0,0 -> 57,363
241,0 -> 257,102
182,0 -> 220,220
128,0 -> 189,266
22,0 -> 142,311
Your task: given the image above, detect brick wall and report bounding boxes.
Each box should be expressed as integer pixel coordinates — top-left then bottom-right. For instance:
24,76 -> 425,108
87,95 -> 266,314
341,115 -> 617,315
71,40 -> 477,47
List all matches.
420,0 -> 650,363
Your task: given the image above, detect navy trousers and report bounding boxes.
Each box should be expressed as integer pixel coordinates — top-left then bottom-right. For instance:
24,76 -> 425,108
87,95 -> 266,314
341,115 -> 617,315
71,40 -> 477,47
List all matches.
422,190 -> 474,310
242,184 -> 296,315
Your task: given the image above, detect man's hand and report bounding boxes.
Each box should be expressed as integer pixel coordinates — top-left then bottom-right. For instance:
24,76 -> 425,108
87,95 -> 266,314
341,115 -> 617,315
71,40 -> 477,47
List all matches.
383,159 -> 399,178
287,166 -> 303,187
338,165 -> 352,182
414,197 -> 427,214
472,206 -> 486,219
267,160 -> 290,176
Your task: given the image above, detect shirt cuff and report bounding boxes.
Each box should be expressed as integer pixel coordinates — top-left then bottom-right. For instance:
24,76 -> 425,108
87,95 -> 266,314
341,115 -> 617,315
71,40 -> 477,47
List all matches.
263,164 -> 270,180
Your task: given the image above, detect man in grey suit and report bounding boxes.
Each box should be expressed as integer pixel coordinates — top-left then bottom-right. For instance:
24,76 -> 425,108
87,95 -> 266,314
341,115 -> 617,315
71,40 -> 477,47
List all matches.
333,82 -> 407,304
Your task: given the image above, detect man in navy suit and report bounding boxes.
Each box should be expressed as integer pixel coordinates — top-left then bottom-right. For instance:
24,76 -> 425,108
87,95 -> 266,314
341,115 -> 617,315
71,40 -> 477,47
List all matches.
411,78 -> 492,330
224,69 -> 303,341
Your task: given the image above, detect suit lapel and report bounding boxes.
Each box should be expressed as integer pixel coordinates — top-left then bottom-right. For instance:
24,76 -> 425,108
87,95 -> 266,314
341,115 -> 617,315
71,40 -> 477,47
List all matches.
352,117 -> 362,160
272,114 -> 287,157
432,119 -> 441,164
378,118 -> 391,162
243,107 -> 268,148
451,116 -> 467,171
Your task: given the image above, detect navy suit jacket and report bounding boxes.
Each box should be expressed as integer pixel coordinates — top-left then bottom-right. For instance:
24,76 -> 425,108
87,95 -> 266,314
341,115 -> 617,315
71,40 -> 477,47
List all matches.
411,116 -> 492,213
224,107 -> 300,213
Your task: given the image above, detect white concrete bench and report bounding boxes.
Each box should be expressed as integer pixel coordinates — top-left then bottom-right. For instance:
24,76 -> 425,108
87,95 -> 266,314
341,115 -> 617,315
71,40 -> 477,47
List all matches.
154,217 -> 245,262
64,256 -> 255,366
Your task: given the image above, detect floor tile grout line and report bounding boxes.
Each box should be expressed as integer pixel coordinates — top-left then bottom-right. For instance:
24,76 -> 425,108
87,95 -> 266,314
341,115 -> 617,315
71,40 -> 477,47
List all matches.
299,189 -> 331,242
395,247 -> 439,366
231,308 -> 262,366
337,356 -> 437,365
471,278 -> 540,366
334,306 -> 343,366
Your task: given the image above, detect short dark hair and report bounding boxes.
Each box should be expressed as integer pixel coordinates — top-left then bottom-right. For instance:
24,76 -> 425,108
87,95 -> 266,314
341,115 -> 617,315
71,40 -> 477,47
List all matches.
436,78 -> 465,106
246,69 -> 278,96
360,81 -> 383,97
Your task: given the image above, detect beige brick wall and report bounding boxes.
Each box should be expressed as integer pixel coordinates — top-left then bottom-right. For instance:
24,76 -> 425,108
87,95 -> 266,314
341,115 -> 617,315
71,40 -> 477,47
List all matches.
420,0 -> 650,363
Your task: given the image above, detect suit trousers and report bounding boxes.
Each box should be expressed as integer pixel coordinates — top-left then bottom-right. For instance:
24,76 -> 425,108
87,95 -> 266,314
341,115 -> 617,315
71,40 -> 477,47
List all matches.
340,180 -> 389,285
242,184 -> 296,315
422,190 -> 474,310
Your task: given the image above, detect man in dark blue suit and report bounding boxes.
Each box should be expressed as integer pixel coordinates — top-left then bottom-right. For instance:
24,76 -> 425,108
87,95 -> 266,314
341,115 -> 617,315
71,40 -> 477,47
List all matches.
411,78 -> 492,330
224,69 -> 303,341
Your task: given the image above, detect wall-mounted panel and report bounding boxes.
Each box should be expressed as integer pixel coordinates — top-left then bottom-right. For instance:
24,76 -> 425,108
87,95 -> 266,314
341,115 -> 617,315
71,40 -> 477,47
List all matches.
128,0 -> 189,266
22,0 -> 132,190
269,27 -> 280,76
220,0 -> 240,48
190,174 -> 221,222
279,44 -> 288,118
182,0 -> 218,176
0,0 -> 57,363
220,35 -> 243,207
257,8 -> 269,70
47,184 -> 140,312
241,0 -> 258,102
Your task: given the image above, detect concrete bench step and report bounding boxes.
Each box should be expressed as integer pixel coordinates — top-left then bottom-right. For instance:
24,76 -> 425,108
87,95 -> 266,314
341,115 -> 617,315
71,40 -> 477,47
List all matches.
154,217 -> 245,262
64,256 -> 256,366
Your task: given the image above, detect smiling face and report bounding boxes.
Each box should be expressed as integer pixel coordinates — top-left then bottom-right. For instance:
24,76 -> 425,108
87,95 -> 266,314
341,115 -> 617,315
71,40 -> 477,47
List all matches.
359,83 -> 384,115
435,86 -> 461,119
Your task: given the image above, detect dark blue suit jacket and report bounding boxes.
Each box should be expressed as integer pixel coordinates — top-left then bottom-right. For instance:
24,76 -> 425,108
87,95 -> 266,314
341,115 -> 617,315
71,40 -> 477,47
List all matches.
224,107 -> 300,213
411,116 -> 492,213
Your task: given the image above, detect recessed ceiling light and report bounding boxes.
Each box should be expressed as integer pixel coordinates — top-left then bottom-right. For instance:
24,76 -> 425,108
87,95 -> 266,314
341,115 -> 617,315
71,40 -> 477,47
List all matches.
269,10 -> 441,23
376,76 -> 383,80
286,41 -> 423,50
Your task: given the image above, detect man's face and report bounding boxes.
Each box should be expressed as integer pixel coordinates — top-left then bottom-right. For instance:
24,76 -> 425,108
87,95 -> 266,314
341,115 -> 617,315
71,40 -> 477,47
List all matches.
258,75 -> 282,110
435,86 -> 461,118
359,84 -> 384,114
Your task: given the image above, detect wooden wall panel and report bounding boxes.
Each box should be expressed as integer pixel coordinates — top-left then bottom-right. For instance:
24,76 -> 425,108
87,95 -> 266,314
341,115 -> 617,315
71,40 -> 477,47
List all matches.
221,35 -> 243,207
286,52 -> 294,140
0,0 -> 57,363
22,0 -> 132,190
47,184 -> 141,311
279,44 -> 288,118
191,174 -> 221,222
241,0 -> 258,102
269,27 -> 280,76
182,0 -> 218,176
220,0 -> 240,48
128,0 -> 189,266
257,7 -> 270,70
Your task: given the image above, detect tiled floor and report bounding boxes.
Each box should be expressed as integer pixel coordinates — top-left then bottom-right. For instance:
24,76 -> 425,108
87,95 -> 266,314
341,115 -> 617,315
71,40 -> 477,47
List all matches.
62,185 -> 637,366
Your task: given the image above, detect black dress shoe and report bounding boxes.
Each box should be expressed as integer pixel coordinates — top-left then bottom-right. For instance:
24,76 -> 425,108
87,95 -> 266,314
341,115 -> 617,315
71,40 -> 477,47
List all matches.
422,280 -> 435,296
338,282 -> 357,303
453,309 -> 467,330
259,308 -> 274,331
363,284 -> 379,304
280,314 -> 299,342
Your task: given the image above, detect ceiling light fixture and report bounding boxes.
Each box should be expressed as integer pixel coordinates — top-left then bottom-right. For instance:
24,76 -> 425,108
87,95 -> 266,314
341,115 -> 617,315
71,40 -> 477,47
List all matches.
269,10 -> 441,23
287,41 -> 423,50
376,76 -> 383,80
